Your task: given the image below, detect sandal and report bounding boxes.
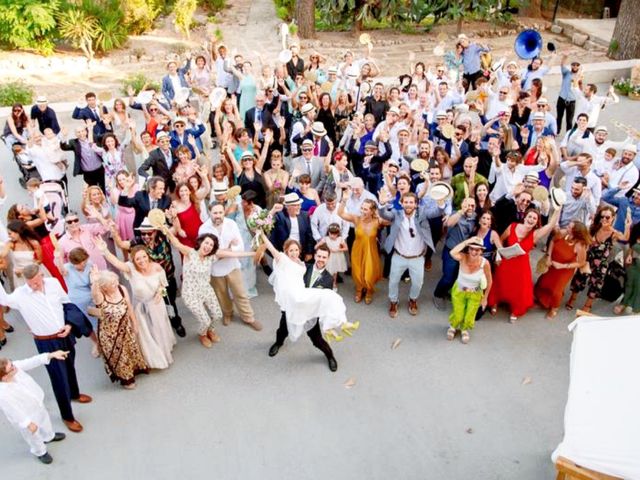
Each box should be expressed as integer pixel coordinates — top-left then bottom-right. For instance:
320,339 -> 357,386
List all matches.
461,330 -> 470,344
509,315 -> 517,324
565,302 -> 574,311
446,327 -> 456,341
545,309 -> 558,320
354,290 -> 363,303
490,306 -> 497,316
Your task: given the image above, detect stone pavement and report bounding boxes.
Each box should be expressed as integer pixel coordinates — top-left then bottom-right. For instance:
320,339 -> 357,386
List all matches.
0,82 -> 638,479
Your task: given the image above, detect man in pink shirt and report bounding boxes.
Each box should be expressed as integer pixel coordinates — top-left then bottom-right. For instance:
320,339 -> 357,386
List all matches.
56,211 -> 109,270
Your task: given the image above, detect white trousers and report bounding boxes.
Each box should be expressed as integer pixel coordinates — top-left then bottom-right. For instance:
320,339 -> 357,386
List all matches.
17,407 -> 54,456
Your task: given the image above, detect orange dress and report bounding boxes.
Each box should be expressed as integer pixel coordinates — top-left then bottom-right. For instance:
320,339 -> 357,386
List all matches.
534,235 -> 578,309
351,218 -> 382,293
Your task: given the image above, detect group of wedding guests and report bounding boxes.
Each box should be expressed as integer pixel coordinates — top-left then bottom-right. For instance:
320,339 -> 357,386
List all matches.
2,29 -> 640,464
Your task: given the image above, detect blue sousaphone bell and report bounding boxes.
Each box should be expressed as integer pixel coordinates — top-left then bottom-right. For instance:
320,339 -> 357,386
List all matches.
514,29 -> 556,60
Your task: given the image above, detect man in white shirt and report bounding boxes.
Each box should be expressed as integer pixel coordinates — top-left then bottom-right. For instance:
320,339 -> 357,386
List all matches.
199,203 -> 261,330
311,193 -> 349,242
603,144 -> 639,198
560,152 -> 602,206
485,86 -> 512,119
289,103 -> 316,158
0,351 -> 68,463
0,265 -> 90,433
574,125 -> 631,168
26,132 -> 65,182
573,83 -> 619,130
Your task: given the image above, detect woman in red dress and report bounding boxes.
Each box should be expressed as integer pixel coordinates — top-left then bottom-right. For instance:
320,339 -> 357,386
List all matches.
488,207 -> 559,322
168,182 -> 203,249
534,222 -> 590,319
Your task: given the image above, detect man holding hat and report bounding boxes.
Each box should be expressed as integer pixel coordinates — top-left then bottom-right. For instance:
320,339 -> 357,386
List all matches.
520,111 -> 554,152
292,121 -> 331,157
559,176 -> 596,228
573,124 -> 632,167
138,132 -> 177,190
119,176 -> 172,230
30,96 -> 60,134
458,34 -> 490,91
169,116 -> 206,157
556,54 -> 580,132
560,152 -> 602,206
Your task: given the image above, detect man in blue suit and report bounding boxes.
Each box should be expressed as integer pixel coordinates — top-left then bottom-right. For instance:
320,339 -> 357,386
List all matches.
269,193 -> 315,261
162,57 -> 191,104
169,116 -> 206,157
71,92 -> 110,140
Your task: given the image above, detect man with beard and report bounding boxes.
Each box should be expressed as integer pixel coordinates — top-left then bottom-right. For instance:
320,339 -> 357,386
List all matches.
267,245 -> 338,372
492,189 -> 533,235
556,55 -> 580,132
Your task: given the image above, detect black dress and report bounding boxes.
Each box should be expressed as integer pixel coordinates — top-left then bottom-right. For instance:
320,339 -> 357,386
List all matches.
238,170 -> 266,208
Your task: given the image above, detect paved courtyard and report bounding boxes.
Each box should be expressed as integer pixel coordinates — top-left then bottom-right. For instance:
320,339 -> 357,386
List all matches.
0,84 -> 637,479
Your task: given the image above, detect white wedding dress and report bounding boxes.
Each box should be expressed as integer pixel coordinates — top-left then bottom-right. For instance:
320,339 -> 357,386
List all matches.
270,254 -> 348,341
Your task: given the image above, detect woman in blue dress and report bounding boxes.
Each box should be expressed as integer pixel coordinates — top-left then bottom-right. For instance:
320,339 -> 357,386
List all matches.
227,61 -> 257,119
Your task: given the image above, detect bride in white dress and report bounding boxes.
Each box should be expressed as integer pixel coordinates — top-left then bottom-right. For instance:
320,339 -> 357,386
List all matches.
260,232 -> 358,342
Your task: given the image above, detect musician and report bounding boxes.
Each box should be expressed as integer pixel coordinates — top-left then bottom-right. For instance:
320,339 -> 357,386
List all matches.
556,55 -> 580,133
458,34 -> 489,91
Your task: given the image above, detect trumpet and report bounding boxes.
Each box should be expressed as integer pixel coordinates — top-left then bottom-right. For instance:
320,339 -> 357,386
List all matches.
612,120 -> 640,140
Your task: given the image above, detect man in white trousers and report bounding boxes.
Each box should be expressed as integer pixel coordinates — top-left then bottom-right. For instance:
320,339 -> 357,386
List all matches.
0,350 -> 69,464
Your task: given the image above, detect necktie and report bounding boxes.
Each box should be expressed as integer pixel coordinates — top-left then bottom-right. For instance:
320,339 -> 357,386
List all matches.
151,199 -> 158,210
93,109 -> 99,120
313,141 -> 320,156
310,269 -> 319,286
306,160 -> 312,174
256,109 -> 263,122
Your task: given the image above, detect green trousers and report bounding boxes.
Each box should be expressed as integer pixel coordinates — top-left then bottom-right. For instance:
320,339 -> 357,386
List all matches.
449,282 -> 483,331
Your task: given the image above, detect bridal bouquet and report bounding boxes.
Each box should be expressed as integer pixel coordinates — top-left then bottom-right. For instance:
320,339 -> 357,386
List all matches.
246,209 -> 275,248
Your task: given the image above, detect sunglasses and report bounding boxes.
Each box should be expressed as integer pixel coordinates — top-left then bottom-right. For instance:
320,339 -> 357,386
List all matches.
601,215 -> 612,220
149,108 -> 158,112
66,218 -> 79,224
499,91 -> 508,94
302,148 -> 313,152
140,231 -> 154,237
13,107 -> 22,112
409,227 -> 415,238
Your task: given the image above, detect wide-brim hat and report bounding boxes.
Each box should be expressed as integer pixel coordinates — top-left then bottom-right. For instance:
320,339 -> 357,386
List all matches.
532,185 -> 549,202
311,121 -> 327,137
283,192 -> 303,205
429,181 -> 453,202
550,187 -> 567,209
212,182 -> 229,196
466,237 -> 486,250
174,87 -> 191,106
300,103 -> 315,114
136,217 -> 157,231
410,159 -> 429,172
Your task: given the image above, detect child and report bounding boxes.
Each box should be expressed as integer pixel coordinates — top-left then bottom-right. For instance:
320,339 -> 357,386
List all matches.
594,147 -> 618,178
0,351 -> 68,464
41,128 -> 68,172
319,223 -> 348,291
25,178 -> 56,226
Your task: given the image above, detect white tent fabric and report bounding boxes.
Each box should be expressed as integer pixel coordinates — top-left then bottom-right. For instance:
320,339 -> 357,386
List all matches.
552,315 -> 640,479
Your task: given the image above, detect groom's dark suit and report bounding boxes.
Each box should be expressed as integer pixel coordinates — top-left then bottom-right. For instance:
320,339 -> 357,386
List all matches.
273,262 -> 334,359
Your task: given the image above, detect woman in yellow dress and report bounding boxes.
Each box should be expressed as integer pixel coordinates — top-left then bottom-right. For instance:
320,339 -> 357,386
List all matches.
338,188 -> 389,304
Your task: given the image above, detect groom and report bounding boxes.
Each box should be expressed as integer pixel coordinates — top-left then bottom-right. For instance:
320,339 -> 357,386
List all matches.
268,244 -> 338,372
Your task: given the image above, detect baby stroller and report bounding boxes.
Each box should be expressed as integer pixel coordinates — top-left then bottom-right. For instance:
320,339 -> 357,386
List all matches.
40,181 -> 69,237
0,135 -> 41,188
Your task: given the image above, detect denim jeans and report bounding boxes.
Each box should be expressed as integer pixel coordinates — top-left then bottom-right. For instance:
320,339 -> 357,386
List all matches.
388,253 -> 424,302
433,246 -> 460,298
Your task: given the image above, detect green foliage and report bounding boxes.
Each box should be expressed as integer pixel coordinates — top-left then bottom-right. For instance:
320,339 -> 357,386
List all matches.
0,0 -> 60,54
123,0 -> 162,35
121,73 -> 161,96
173,0 -> 198,39
76,0 -> 128,53
199,0 -> 225,13
0,80 -> 35,107
276,6 -> 289,20
613,77 -> 632,96
57,8 -> 98,60
313,0 -> 507,31
273,0 -> 295,20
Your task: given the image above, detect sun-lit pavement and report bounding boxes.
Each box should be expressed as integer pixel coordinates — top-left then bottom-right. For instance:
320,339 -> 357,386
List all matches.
0,84 -> 637,479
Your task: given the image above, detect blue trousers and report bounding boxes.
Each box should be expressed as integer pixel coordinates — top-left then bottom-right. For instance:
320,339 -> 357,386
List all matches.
434,246 -> 460,298
34,336 -> 79,422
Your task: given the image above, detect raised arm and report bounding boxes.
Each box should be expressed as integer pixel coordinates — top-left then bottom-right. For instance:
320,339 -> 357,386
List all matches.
160,225 -> 193,257
338,190 -> 358,223
94,236 -> 131,273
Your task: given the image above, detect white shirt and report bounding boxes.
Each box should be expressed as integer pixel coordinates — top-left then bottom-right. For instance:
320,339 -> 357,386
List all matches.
0,279 -> 68,336
198,218 -> 243,277
215,57 -> 233,89
345,190 -> 377,227
26,144 -> 65,181
573,89 -> 615,128
290,118 -> 309,157
574,136 -> 631,168
394,213 -> 425,257
485,92 -> 512,119
0,354 -> 51,429
169,74 -> 182,97
288,215 -> 300,242
560,163 -> 602,206
310,203 -> 349,241
608,160 -> 639,196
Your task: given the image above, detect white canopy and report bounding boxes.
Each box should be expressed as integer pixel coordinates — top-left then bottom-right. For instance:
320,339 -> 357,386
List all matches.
552,315 -> 640,479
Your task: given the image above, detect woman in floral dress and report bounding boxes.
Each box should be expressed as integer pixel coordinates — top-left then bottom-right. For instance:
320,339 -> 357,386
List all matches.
91,268 -> 148,389
566,206 -> 630,312
161,227 -> 258,348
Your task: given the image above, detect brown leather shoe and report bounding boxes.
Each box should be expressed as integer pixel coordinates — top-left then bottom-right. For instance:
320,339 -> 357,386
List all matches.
63,420 -> 83,433
73,394 -> 92,404
207,329 -> 221,343
222,315 -> 232,326
199,334 -> 213,348
408,299 -> 418,316
389,302 -> 399,318
247,320 -> 263,331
